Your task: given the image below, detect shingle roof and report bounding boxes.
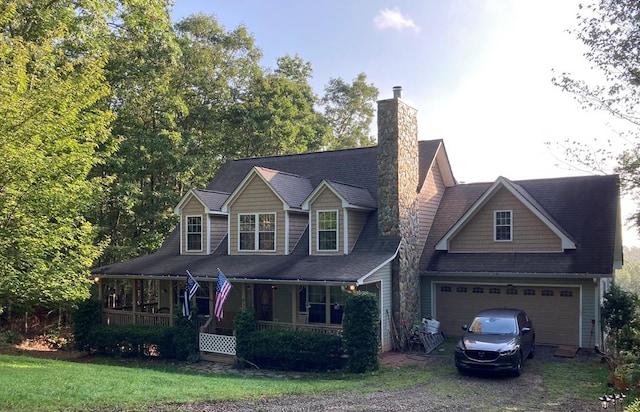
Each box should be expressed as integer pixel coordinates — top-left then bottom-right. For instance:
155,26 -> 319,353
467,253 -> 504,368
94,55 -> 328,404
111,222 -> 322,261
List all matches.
253,167 -> 313,210
192,189 -> 229,212
324,180 -> 377,209
93,142 -> 442,283
420,174 -> 620,276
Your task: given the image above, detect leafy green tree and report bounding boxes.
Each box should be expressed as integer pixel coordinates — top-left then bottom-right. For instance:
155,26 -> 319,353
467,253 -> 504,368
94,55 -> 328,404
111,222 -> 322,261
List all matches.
93,1 -> 184,264
0,2 -> 112,316
553,0 -> 640,234
321,73 -> 379,149
615,247 -> 640,295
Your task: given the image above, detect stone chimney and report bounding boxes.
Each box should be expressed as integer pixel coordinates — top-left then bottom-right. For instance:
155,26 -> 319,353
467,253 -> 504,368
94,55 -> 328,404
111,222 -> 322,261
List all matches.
377,87 -> 420,343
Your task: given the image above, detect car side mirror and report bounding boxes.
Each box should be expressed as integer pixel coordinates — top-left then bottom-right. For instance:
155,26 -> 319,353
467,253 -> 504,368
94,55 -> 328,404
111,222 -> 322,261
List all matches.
461,325 -> 468,331
521,327 -> 531,334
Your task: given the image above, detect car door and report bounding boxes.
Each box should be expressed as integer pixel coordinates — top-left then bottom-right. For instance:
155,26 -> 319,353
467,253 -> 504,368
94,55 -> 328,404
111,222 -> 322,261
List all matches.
517,312 -> 533,354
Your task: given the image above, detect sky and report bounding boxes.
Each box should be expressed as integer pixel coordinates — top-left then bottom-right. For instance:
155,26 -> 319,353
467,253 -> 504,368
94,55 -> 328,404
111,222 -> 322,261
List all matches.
171,1 -> 640,247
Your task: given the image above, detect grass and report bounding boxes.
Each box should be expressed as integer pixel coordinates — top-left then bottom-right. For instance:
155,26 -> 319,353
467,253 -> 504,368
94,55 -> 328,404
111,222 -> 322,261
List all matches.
0,344 -> 613,412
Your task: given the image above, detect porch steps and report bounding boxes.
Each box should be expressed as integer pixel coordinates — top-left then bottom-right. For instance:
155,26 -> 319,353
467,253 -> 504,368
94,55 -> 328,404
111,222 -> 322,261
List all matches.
420,332 -> 445,354
200,352 -> 235,364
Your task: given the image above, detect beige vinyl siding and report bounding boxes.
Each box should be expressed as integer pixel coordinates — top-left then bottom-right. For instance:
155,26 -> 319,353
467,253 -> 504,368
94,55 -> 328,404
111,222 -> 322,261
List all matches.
181,197 -> 207,255
361,262 -> 393,351
288,212 -> 308,254
347,210 -> 368,252
450,187 -> 562,252
209,216 -> 227,253
418,160 -> 447,251
228,175 -> 284,255
310,189 -> 342,256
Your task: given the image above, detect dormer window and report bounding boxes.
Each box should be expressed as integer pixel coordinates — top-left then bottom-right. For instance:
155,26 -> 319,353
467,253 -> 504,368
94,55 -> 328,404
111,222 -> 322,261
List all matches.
186,216 -> 202,251
494,210 -> 512,241
317,210 -> 338,251
239,213 -> 276,251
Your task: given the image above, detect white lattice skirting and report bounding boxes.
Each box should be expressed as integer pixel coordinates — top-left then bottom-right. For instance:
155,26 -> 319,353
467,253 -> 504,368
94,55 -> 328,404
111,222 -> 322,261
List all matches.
199,333 -> 236,355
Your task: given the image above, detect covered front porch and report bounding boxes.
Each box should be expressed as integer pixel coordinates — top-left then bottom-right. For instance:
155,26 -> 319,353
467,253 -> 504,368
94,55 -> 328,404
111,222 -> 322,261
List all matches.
95,276 -> 384,358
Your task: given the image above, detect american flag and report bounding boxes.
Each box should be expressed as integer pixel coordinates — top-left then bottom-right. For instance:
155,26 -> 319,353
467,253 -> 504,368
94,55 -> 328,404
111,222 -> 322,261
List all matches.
214,268 -> 232,321
182,270 -> 200,319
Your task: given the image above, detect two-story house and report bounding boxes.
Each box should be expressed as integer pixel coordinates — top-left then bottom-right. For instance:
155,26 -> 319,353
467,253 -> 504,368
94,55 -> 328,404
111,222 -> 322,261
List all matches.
93,86 -> 622,357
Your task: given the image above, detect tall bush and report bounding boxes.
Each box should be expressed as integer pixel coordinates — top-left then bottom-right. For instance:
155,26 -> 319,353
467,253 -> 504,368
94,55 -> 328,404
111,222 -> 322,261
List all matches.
72,298 -> 101,352
234,307 -> 257,364
342,291 -> 379,373
602,283 -> 640,354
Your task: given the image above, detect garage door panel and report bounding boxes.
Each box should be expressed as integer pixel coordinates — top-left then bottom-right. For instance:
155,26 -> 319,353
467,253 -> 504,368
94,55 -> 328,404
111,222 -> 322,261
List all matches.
435,284 -> 579,346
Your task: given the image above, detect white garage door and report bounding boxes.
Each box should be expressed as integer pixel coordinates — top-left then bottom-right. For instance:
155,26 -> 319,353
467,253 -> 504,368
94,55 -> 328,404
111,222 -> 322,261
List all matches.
434,283 -> 580,346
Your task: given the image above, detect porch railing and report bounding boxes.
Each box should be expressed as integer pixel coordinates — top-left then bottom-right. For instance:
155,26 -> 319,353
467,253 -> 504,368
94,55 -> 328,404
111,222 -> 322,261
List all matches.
102,310 -> 172,327
256,321 -> 343,336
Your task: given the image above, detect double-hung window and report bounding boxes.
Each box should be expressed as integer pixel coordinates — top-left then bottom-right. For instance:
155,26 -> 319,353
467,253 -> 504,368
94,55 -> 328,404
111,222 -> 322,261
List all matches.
186,216 -> 202,251
317,210 -> 338,251
494,210 -> 512,241
239,213 -> 276,251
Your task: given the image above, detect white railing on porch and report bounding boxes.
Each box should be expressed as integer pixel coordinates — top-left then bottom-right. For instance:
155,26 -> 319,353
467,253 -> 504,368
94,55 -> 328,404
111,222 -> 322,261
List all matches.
102,310 -> 172,327
256,321 -> 343,336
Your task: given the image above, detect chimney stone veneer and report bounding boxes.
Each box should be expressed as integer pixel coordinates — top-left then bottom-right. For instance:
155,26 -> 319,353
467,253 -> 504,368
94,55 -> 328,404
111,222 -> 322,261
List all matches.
377,93 -> 420,337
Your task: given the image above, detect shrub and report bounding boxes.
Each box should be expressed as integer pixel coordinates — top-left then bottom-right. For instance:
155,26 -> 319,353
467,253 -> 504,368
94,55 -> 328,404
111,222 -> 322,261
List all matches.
86,324 -> 173,358
342,291 -> 379,373
72,298 -> 102,351
171,309 -> 199,361
233,307 -> 257,364
247,329 -> 344,371
0,329 -> 22,344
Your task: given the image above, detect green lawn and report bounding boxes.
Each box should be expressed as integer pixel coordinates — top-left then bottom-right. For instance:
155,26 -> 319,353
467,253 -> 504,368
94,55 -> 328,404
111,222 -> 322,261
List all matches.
0,348 -> 612,412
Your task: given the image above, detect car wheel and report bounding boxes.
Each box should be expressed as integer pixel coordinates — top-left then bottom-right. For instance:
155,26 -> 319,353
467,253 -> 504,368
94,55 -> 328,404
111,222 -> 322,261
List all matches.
527,340 -> 535,359
513,353 -> 523,377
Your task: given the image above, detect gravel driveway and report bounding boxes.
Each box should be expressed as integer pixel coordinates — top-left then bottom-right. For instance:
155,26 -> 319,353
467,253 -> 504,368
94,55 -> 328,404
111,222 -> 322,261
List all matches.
158,346 -> 606,412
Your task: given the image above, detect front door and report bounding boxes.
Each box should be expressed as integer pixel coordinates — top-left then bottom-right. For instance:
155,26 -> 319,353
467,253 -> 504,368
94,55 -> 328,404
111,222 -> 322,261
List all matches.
254,284 -> 273,321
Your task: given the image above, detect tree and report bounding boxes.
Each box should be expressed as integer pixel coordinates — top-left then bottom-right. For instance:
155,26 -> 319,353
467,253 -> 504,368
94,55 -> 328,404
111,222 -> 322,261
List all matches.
0,2 -> 112,317
553,0 -> 640,233
321,73 -> 379,149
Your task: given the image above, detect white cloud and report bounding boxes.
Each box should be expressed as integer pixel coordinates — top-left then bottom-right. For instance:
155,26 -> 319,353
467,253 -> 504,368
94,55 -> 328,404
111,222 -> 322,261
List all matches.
373,7 -> 420,33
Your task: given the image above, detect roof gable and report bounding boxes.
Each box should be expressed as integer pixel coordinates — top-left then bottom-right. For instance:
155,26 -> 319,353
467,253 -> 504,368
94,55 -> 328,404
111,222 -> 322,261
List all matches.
302,180 -> 377,210
422,174 -> 621,276
435,176 -> 576,251
174,189 -> 230,215
221,166 -> 313,212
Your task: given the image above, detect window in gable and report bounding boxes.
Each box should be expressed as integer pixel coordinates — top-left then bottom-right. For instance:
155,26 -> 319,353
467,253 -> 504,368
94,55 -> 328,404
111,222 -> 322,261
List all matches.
317,210 -> 338,251
494,210 -> 512,241
186,216 -> 202,251
239,213 -> 276,251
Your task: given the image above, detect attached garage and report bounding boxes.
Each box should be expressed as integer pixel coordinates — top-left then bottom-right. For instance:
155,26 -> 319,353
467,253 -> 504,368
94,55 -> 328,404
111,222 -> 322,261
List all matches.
433,282 -> 580,346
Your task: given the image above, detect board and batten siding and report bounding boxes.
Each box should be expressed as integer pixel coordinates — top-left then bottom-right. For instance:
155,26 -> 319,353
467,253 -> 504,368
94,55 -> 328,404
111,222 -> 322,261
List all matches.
309,189 -> 343,256
347,210 -> 368,253
181,196 -> 208,255
288,212 -> 308,254
450,188 -> 562,252
228,175 -> 284,255
361,262 -> 393,352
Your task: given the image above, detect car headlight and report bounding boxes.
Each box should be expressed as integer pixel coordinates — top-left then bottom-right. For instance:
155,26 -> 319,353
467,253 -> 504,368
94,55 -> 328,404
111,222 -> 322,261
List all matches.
499,345 -> 520,356
455,341 -> 465,353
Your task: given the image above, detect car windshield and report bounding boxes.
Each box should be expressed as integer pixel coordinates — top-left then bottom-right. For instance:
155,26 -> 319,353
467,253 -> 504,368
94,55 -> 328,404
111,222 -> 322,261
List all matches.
468,316 -> 517,334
